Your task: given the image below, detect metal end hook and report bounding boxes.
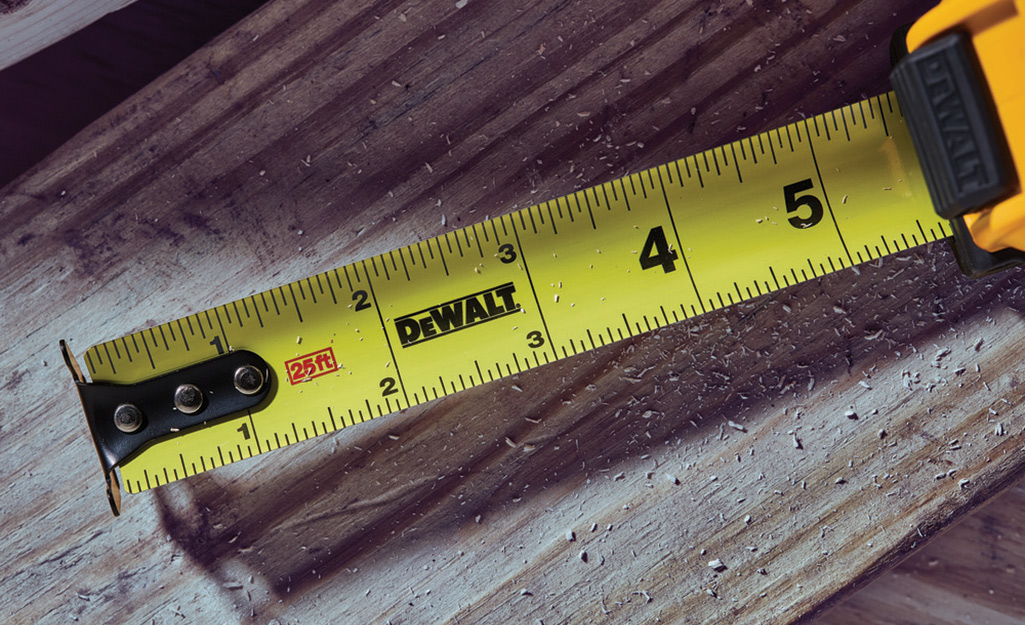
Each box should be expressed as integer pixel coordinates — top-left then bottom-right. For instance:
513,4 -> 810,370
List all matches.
61,340 -> 123,516
59,340 -> 86,384
107,470 -> 122,516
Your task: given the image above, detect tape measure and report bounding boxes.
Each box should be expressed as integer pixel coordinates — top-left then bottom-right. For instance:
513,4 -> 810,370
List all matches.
66,92 -> 945,513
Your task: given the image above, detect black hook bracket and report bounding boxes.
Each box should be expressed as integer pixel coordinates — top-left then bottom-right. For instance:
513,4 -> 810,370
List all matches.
60,341 -> 272,515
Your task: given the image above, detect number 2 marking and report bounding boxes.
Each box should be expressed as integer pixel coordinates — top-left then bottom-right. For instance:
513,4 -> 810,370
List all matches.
380,377 -> 398,396
352,289 -> 371,311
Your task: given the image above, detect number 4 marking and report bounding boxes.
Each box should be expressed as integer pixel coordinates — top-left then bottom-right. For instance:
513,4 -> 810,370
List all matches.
639,226 -> 678,273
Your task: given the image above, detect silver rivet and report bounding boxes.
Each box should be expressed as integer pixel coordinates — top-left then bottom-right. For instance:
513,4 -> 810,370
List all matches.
234,365 -> 264,395
114,403 -> 144,433
174,384 -> 204,414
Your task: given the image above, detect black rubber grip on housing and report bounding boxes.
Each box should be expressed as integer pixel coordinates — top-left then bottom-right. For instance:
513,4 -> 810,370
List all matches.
890,31 -> 1014,219
891,29 -> 1023,278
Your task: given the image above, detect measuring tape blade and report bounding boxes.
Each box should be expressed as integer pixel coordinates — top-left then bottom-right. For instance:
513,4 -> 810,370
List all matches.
78,92 -> 943,499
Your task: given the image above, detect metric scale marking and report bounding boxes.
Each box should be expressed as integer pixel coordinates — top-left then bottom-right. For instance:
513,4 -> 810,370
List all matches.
79,92 -> 943,497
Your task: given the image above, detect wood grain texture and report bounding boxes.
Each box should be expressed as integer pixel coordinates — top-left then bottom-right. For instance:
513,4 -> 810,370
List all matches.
3,0 -> 1024,623
0,0 -> 135,71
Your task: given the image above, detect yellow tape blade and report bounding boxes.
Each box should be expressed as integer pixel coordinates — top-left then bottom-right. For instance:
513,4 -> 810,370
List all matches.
82,92 -> 942,496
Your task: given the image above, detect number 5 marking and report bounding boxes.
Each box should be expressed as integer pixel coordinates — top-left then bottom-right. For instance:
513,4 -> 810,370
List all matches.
783,179 -> 824,229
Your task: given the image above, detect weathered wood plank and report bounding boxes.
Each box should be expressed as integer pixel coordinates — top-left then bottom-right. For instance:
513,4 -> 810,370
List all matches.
0,0 -> 135,71
3,0 -> 1024,623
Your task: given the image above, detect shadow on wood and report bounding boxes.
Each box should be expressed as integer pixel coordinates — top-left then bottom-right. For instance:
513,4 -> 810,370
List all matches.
153,246 -> 1025,604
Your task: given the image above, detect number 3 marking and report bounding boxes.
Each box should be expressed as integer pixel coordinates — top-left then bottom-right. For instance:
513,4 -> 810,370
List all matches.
526,330 -> 545,348
498,243 -> 517,264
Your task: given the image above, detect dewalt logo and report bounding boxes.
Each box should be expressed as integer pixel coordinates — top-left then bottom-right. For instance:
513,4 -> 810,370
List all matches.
395,283 -> 520,347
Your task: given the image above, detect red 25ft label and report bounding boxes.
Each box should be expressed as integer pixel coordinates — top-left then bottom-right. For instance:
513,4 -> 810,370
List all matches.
285,347 -> 337,385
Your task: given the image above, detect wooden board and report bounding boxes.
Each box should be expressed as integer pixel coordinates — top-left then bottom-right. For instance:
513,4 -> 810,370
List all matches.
3,0 -> 1025,623
0,0 -> 135,71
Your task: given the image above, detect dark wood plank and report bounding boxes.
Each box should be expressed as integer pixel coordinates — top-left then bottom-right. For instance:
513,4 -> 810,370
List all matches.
821,484 -> 1025,625
0,0 -> 266,188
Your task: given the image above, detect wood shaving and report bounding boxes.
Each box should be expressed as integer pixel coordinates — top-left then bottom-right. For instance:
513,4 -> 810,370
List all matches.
633,590 -> 652,603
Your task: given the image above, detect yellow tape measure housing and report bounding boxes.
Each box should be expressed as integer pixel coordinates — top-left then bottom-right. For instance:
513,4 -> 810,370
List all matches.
81,93 -> 943,498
